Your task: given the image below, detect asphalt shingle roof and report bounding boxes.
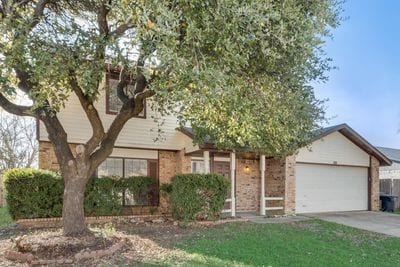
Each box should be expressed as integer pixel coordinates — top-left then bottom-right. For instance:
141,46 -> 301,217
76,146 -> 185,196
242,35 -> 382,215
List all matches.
377,147 -> 400,163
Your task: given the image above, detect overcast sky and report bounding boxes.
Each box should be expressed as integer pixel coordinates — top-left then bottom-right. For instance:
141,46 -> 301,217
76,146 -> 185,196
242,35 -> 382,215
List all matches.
313,0 -> 400,148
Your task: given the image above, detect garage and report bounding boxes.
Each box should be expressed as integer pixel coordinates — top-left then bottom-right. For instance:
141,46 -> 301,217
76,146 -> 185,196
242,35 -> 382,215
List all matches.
294,124 -> 391,214
296,163 -> 368,213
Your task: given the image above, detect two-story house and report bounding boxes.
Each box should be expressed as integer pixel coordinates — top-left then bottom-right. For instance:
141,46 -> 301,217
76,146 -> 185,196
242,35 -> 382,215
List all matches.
37,73 -> 391,216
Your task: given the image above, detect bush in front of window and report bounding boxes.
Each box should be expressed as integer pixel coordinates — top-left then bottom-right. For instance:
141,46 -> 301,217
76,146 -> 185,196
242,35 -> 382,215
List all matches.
4,168 -> 157,219
84,176 -> 123,216
169,173 -> 230,221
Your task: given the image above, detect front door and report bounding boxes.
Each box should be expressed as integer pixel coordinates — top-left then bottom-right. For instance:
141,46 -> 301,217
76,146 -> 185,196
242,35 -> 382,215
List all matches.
213,161 -> 230,178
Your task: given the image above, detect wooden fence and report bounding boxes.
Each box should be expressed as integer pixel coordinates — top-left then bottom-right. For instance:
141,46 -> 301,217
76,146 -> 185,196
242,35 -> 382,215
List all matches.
380,179 -> 400,210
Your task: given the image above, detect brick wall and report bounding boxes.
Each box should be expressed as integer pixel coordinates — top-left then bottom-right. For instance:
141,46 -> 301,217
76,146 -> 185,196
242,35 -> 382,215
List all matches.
176,149 -> 191,174
158,151 -> 177,214
284,155 -> 296,214
370,156 -> 380,211
236,159 -> 260,212
38,141 -> 77,171
264,157 -> 286,215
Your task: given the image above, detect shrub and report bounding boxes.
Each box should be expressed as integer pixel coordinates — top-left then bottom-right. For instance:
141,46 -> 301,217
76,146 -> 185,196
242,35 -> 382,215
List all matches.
4,168 -> 157,219
84,176 -> 123,216
121,176 -> 156,205
170,173 -> 230,221
4,168 -> 63,219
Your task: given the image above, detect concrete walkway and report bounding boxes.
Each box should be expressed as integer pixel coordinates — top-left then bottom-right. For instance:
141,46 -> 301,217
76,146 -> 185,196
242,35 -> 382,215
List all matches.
308,211 -> 400,237
237,212 -> 310,224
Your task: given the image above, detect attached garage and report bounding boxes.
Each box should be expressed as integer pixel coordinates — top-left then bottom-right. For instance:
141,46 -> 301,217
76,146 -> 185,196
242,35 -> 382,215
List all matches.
296,164 -> 368,213
295,125 -> 391,214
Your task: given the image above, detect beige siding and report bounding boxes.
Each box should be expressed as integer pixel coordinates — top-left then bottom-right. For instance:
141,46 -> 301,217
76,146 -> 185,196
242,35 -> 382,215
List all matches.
39,92 -> 192,151
296,132 -> 370,167
110,148 -> 158,159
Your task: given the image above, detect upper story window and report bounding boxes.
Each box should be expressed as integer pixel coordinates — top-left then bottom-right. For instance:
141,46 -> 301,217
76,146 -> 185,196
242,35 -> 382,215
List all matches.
106,72 -> 146,118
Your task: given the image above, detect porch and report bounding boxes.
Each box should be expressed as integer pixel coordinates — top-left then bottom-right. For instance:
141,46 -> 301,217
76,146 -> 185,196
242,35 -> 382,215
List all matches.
187,149 -> 296,217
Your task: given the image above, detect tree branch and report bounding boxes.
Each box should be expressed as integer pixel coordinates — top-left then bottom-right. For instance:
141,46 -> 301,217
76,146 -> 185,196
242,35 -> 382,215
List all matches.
38,108 -> 76,175
110,22 -> 134,37
68,70 -> 105,155
89,89 -> 155,174
0,92 -> 35,117
15,69 -> 36,93
97,2 -> 110,36
29,0 -> 48,29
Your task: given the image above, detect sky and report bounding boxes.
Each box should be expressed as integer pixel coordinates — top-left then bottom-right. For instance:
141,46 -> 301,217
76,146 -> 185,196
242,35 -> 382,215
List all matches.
313,0 -> 400,148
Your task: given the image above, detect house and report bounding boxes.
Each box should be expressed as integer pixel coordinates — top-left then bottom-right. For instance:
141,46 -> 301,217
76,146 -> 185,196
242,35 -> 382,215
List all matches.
376,147 -> 400,209
377,147 -> 400,180
37,75 -> 392,216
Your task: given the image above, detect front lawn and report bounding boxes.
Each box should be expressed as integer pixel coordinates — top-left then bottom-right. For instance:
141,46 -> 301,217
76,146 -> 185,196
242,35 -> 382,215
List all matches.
0,206 -> 13,227
1,218 -> 400,266
173,220 -> 400,267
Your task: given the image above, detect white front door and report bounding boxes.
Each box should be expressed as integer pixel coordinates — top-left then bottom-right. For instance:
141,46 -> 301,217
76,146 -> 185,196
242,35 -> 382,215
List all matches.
295,163 -> 368,213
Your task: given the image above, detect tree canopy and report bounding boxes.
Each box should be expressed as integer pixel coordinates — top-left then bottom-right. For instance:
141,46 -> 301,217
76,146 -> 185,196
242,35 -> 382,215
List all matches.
0,0 -> 342,156
0,0 -> 342,235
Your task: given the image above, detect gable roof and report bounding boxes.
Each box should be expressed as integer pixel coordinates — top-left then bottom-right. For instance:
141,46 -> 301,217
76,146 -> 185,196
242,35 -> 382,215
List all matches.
313,124 -> 392,166
376,147 -> 400,163
177,123 -> 392,166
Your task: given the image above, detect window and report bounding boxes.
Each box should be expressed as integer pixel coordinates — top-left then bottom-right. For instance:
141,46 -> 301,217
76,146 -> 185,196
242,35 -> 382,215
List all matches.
97,157 -> 158,206
97,158 -> 123,177
191,160 -> 205,174
106,73 -> 146,117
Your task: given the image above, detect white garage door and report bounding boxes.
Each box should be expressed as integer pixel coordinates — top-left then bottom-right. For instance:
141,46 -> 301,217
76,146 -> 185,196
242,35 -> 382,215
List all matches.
296,163 -> 368,213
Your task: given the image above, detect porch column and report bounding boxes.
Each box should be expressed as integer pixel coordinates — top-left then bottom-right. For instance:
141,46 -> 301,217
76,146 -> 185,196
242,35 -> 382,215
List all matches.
230,152 -> 236,217
203,150 -> 210,174
260,154 -> 266,216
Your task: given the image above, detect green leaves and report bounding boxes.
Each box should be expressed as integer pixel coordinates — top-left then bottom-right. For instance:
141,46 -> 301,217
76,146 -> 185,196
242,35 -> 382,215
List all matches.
169,173 -> 230,221
0,0 -> 342,156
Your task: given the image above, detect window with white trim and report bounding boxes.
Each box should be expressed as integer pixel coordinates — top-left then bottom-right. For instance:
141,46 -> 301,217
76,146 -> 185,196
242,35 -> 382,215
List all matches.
191,160 -> 205,174
97,157 -> 158,206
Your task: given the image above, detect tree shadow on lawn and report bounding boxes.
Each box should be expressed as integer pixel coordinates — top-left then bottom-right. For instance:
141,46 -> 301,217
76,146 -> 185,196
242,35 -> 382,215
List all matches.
164,220 -> 400,267
2,219 -> 400,266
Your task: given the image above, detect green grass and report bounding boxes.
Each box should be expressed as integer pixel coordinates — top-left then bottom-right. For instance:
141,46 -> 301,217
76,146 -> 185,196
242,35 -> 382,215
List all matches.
0,206 -> 13,227
170,220 -> 400,267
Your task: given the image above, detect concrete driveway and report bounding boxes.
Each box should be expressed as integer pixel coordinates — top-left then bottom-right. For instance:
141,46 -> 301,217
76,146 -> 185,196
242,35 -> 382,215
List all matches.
309,211 -> 400,237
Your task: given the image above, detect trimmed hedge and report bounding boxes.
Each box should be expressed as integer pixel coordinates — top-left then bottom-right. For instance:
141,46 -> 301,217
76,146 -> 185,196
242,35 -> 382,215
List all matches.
4,168 -> 156,220
169,173 -> 230,221
4,168 -> 63,219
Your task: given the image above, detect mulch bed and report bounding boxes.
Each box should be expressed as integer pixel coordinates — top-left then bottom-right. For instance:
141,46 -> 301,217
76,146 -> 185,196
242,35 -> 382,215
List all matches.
14,231 -> 115,259
0,217 -> 244,266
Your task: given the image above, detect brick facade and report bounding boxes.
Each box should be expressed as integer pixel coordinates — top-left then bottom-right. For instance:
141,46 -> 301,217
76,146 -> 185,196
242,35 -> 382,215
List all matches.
370,156 -> 380,211
158,151 -> 177,214
38,141 -> 381,216
284,155 -> 296,214
236,159 -> 260,212
38,141 -> 77,170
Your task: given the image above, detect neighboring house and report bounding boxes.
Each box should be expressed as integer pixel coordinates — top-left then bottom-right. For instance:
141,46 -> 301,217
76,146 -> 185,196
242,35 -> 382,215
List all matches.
377,147 -> 400,180
36,74 -> 392,216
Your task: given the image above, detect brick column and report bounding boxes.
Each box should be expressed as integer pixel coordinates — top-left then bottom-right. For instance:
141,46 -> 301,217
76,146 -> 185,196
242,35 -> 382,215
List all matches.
370,156 -> 380,211
284,155 -> 296,214
260,155 -> 266,215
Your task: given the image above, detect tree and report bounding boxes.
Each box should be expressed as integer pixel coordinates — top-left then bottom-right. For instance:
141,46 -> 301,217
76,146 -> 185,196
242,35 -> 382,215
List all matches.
0,110 -> 37,172
0,0 -> 342,236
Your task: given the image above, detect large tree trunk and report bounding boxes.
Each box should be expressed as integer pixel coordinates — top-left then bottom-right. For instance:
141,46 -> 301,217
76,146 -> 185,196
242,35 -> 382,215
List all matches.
62,172 -> 89,236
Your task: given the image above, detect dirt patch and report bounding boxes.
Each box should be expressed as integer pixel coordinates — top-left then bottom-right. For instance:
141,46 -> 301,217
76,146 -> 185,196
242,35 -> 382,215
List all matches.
14,230 -> 114,259
0,220 -> 214,266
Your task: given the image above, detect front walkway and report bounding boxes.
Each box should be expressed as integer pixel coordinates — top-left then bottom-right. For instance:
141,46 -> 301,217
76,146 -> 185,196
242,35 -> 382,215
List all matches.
309,211 -> 400,237
237,212 -> 310,224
